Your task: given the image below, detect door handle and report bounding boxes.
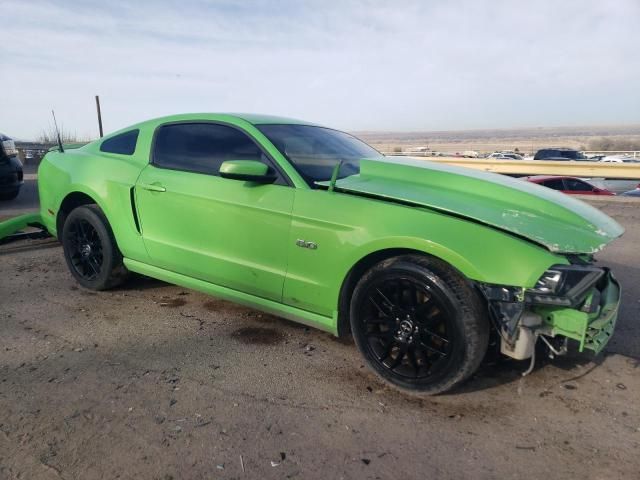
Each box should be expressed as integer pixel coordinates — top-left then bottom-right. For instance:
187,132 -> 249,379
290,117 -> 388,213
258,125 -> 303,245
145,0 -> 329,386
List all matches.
139,183 -> 166,192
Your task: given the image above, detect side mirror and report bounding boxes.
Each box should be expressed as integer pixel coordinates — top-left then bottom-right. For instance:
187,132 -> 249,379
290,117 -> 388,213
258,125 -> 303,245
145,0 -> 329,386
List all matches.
219,160 -> 276,183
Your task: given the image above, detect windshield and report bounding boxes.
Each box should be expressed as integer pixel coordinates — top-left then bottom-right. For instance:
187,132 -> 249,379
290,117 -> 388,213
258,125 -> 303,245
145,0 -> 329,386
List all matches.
256,124 -> 383,184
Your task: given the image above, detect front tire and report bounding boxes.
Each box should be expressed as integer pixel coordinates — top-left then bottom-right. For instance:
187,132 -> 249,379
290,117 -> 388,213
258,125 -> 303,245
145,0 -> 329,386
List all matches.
350,254 -> 489,395
61,205 -> 129,290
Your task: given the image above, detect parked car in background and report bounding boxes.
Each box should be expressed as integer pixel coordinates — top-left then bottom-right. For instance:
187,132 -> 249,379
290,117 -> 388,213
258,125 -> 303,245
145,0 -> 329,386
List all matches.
600,155 -> 640,163
0,132 -> 24,201
534,148 -> 590,161
455,150 -> 480,158
460,150 -> 479,158
488,152 -> 524,160
525,175 -> 615,195
620,184 -> 640,197
405,147 -> 445,157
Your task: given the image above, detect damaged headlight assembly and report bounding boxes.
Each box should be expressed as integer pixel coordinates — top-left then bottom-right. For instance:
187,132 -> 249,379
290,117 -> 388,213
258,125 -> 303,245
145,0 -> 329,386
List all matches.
479,264 -> 607,371
524,265 -> 604,307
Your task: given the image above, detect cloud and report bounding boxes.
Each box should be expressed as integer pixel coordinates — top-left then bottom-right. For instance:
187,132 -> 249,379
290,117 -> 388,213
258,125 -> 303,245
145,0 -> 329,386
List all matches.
1,0 -> 639,139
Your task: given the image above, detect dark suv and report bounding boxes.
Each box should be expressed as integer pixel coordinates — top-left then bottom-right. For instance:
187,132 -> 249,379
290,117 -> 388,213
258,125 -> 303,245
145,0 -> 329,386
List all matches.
0,132 -> 24,200
533,148 -> 589,161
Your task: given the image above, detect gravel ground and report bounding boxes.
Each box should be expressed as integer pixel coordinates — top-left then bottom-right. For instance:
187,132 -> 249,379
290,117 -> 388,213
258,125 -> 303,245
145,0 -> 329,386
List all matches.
0,202 -> 639,480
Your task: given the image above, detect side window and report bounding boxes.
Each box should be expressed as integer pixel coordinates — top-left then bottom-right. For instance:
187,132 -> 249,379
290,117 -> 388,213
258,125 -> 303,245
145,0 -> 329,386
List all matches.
564,178 -> 591,191
100,130 -> 139,155
542,179 -> 565,190
153,123 -> 270,176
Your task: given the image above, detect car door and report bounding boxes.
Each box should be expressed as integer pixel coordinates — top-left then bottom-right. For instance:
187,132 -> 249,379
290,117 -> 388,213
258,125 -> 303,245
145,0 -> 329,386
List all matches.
134,122 -> 294,302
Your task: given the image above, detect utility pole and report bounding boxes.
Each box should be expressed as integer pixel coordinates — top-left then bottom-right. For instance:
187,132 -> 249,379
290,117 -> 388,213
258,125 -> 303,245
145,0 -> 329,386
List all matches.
95,95 -> 104,138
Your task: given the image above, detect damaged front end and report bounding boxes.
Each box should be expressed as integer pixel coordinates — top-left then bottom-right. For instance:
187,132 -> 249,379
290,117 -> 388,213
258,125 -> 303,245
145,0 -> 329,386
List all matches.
479,262 -> 621,374
0,212 -> 49,245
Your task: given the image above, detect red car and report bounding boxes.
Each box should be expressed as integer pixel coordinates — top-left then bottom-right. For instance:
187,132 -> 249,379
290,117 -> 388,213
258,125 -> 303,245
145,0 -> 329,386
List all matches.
524,176 -> 615,196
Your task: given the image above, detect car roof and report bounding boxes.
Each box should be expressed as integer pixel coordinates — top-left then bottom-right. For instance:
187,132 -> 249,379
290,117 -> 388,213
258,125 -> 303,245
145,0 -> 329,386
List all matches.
231,113 -> 315,125
536,147 -> 579,152
90,113 -> 327,151
95,113 -> 323,142
128,113 -> 318,129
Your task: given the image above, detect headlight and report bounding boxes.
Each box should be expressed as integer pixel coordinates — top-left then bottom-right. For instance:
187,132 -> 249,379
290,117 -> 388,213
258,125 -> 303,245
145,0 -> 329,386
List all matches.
531,269 -> 563,295
525,265 -> 604,307
2,139 -> 17,156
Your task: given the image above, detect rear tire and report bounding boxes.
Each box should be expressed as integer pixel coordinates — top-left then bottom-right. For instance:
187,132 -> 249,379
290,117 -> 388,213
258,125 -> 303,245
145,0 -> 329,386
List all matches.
61,205 -> 129,290
350,254 -> 489,395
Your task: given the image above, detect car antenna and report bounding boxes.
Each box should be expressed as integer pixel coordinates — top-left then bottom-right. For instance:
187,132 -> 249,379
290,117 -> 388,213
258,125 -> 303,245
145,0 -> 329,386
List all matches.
328,160 -> 343,192
51,109 -> 64,153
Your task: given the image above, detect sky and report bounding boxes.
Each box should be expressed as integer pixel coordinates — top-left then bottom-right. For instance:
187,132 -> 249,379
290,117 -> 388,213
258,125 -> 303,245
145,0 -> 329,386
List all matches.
1,0 -> 639,140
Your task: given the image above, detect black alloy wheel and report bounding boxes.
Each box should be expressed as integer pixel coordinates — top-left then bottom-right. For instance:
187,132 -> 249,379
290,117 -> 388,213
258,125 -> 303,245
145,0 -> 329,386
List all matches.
360,277 -> 454,381
66,217 -> 104,281
350,255 -> 489,394
61,205 -> 129,290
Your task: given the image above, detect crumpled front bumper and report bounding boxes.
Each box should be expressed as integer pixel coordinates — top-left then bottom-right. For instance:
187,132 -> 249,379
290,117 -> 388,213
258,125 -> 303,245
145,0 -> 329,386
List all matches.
533,271 -> 620,354
0,212 -> 45,244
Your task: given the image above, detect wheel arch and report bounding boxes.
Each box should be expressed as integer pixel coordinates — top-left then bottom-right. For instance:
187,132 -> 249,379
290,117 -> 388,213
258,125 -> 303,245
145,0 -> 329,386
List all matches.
56,190 -> 102,235
52,180 -> 149,263
336,245 -> 477,338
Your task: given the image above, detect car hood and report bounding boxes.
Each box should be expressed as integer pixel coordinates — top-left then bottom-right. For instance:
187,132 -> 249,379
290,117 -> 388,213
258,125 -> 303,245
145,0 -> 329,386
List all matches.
319,157 -> 624,254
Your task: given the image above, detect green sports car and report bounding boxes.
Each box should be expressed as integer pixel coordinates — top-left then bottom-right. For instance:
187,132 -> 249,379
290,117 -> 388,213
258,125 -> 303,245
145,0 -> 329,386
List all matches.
35,113 -> 623,394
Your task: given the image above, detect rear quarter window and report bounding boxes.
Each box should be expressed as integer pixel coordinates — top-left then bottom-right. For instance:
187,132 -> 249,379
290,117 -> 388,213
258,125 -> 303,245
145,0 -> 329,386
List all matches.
100,130 -> 139,155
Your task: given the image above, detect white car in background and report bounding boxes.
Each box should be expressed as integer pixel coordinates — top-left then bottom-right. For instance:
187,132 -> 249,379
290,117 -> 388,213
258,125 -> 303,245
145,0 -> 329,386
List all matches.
487,152 -> 524,160
458,150 -> 479,158
599,155 -> 640,163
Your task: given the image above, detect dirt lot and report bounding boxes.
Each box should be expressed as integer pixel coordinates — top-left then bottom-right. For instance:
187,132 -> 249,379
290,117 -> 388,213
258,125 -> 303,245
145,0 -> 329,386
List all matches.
1,201 -> 639,480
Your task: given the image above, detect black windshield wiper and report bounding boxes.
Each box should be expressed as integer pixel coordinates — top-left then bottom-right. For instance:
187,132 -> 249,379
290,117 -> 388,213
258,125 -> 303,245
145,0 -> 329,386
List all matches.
328,160 -> 344,192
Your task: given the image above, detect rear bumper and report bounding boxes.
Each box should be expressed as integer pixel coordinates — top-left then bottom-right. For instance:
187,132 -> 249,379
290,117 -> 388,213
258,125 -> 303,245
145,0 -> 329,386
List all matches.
534,271 -> 620,354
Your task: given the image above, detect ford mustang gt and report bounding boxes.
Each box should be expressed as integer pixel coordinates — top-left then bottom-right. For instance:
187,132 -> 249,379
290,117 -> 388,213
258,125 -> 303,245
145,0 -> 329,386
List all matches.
35,113 -> 624,394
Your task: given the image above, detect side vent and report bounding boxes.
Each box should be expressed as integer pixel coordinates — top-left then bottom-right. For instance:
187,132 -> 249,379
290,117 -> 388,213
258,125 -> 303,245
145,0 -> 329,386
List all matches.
130,187 -> 141,234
